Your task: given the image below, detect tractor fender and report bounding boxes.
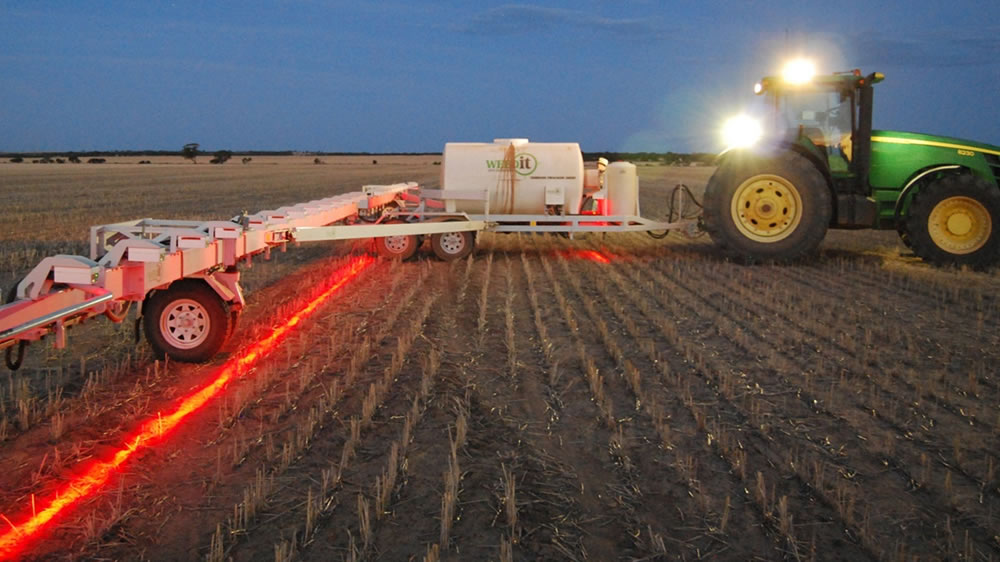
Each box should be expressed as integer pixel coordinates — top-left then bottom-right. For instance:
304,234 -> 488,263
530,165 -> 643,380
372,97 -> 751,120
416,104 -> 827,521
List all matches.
718,143 -> 833,185
715,142 -> 835,205
893,164 -> 963,225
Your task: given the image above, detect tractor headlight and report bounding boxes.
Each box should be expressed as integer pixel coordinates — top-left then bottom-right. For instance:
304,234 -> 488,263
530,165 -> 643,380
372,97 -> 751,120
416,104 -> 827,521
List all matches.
781,59 -> 816,85
722,115 -> 762,149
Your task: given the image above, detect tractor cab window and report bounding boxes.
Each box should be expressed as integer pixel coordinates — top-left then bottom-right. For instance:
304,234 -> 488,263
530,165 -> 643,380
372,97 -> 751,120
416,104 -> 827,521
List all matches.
774,89 -> 855,170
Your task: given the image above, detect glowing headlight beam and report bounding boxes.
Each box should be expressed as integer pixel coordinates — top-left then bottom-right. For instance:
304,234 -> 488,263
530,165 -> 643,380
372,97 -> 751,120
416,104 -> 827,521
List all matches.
722,115 -> 763,149
0,255 -> 375,559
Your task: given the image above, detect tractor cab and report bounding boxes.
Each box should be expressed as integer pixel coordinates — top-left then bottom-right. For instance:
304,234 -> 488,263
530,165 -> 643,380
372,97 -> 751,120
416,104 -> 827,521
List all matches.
754,68 -> 882,203
765,80 -> 855,170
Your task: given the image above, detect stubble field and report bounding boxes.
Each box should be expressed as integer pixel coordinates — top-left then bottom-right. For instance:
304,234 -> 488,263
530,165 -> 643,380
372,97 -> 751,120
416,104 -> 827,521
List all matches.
0,156 -> 998,561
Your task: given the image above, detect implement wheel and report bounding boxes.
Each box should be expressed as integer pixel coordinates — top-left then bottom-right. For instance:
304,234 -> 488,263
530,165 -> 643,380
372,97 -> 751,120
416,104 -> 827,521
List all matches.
906,174 -> 1000,269
431,230 -> 474,261
144,280 -> 232,362
374,221 -> 419,260
704,151 -> 831,262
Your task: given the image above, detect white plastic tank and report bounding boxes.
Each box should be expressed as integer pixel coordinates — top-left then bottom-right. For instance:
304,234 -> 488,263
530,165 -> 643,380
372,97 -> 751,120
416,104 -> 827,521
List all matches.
442,139 -> 584,215
605,161 -> 639,216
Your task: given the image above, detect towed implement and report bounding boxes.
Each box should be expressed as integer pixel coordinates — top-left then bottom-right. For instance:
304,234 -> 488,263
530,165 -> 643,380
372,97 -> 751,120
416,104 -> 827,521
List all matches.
0,139 -> 700,366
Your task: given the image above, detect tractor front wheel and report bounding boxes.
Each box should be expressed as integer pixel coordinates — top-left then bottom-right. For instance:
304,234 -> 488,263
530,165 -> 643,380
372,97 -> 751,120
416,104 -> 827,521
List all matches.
143,280 -> 232,362
906,174 -> 1000,269
704,151 -> 831,262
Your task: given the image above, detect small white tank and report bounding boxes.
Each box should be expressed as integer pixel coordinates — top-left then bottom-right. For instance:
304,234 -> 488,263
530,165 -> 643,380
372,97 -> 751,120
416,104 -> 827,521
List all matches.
442,139 -> 584,215
605,162 -> 639,216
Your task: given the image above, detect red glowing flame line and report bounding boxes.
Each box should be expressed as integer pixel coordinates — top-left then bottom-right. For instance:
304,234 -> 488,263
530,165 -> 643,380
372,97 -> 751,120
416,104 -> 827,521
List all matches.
0,255 -> 375,558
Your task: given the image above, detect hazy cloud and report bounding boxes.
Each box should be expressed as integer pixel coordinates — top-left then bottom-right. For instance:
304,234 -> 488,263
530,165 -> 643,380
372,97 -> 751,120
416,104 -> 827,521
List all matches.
854,31 -> 1000,68
458,4 -> 665,38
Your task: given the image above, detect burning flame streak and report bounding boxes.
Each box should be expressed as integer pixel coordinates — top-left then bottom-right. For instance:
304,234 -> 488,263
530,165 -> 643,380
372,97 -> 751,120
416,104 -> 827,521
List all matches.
0,255 -> 375,559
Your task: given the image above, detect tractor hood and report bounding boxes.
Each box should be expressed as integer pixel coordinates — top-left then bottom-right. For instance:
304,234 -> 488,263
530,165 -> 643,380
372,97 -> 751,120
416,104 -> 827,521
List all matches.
870,130 -> 1000,190
872,130 -> 1000,157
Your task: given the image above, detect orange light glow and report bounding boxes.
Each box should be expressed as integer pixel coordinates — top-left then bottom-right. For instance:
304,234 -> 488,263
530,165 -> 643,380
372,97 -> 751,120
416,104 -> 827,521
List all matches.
557,249 -> 613,264
0,255 -> 375,559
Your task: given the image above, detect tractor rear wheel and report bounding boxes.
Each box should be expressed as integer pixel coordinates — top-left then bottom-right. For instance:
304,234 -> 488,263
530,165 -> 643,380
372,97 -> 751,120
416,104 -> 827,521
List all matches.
906,174 -> 1000,269
144,280 -> 232,362
704,151 -> 831,262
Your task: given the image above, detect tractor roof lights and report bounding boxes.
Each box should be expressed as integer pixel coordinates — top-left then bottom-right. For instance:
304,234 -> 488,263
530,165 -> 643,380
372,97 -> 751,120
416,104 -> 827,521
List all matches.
781,59 -> 816,85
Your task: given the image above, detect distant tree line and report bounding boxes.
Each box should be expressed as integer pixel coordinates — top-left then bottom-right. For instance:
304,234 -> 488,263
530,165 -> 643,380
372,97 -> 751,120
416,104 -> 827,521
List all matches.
4,149 -> 718,166
582,151 -> 716,165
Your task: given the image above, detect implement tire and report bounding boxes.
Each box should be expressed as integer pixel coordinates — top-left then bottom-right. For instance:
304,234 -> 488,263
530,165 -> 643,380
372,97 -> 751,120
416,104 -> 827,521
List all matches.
144,280 -> 231,362
374,221 -> 419,260
431,230 -> 474,261
906,174 -> 1000,269
704,151 -> 831,262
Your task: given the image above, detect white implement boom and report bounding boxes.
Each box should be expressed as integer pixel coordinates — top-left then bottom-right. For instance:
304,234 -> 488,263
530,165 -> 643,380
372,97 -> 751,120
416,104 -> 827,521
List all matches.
1,161 -> 701,368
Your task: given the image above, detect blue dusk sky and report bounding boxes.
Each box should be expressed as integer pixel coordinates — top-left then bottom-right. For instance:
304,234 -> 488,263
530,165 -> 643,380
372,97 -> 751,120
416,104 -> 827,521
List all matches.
1,1 -> 998,153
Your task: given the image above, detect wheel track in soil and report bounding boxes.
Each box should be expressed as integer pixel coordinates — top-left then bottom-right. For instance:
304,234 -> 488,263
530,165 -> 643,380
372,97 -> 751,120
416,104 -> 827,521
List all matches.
62,257 -> 431,560
608,252 -> 989,548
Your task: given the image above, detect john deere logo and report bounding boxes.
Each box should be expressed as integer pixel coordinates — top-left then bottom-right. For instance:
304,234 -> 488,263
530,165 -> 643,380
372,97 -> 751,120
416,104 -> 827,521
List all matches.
485,152 -> 538,176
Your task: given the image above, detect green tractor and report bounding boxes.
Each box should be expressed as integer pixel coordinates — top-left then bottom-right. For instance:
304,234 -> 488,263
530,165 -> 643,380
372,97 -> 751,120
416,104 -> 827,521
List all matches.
704,65 -> 1000,269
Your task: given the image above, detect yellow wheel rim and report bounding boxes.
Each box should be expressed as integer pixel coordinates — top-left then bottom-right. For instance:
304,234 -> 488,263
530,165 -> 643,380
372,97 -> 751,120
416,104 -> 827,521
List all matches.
927,196 -> 991,255
730,174 -> 803,243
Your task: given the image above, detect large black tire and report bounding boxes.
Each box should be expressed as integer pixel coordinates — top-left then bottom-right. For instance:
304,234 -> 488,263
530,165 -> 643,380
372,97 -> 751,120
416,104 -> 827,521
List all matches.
431,230 -> 475,261
704,151 -> 831,262
896,223 -> 913,248
905,174 -> 1000,269
143,280 -> 231,362
373,221 -> 419,260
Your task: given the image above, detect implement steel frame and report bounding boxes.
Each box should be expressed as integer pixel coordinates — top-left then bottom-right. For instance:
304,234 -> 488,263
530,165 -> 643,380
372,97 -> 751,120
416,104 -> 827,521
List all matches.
1,180 -> 698,358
